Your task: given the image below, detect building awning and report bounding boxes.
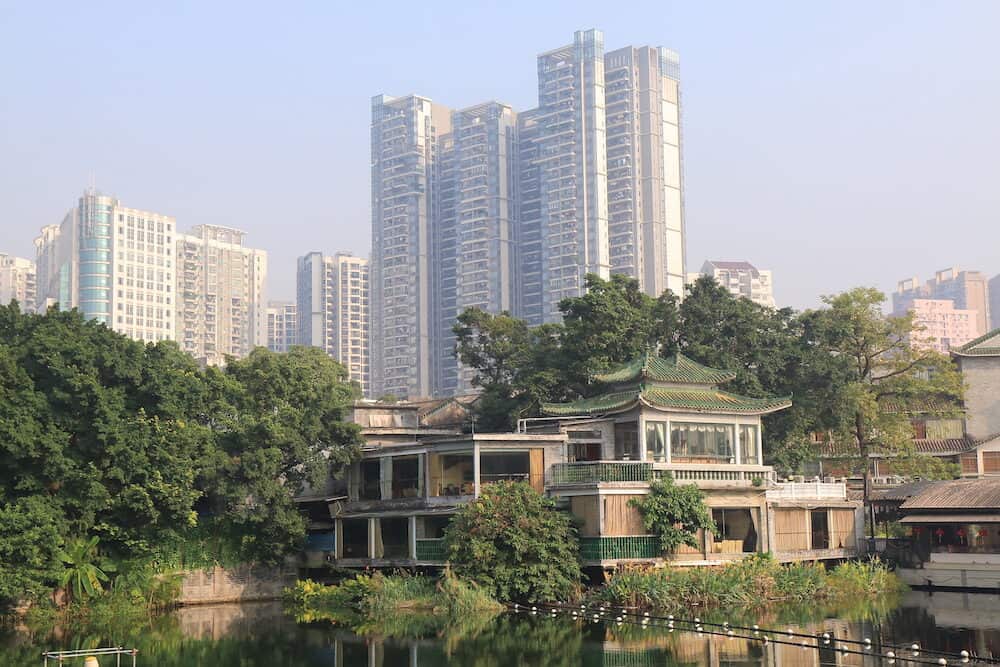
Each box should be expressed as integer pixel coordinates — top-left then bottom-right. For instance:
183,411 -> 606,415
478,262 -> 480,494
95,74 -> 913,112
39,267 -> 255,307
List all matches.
900,514 -> 1000,524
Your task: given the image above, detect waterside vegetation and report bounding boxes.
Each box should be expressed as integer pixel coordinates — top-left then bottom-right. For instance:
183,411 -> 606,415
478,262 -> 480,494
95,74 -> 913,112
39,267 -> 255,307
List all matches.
593,554 -> 906,612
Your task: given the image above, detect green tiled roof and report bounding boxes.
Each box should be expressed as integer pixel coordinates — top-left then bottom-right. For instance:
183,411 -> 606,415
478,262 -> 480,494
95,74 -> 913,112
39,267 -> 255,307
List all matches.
541,390 -> 641,416
541,387 -> 791,417
952,329 -> 1000,357
592,351 -> 737,385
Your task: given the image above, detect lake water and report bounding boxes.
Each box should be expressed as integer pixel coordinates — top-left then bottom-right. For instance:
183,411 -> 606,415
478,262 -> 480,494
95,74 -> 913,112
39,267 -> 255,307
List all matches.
3,590 -> 1000,666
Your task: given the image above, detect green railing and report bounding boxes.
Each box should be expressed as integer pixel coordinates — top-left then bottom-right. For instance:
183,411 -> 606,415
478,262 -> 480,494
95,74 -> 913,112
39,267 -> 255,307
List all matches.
579,536 -> 660,561
415,538 -> 446,562
550,462 -> 652,484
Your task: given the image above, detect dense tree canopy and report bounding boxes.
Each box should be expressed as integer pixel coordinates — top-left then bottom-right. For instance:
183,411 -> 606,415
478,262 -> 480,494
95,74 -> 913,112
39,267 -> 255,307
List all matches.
0,303 -> 362,608
455,276 -> 962,475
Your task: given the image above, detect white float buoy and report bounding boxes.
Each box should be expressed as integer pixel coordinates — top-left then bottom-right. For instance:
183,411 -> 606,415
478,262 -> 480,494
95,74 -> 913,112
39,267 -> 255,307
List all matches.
960,651 -> 970,659
938,659 -> 947,666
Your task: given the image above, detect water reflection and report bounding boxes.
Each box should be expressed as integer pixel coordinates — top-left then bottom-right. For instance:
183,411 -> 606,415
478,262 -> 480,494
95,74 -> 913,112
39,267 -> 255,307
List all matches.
3,591 -> 1000,666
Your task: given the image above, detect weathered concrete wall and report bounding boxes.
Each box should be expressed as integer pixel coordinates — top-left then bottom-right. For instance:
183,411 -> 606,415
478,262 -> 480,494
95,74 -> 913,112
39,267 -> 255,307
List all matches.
178,565 -> 295,605
961,356 -> 1000,440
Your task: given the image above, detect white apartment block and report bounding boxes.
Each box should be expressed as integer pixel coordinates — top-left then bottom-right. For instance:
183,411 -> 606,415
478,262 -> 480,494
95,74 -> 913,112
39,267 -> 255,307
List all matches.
175,225 -> 267,366
897,298 -> 979,353
266,300 -> 297,353
370,94 -> 451,399
605,45 -> 685,298
532,30 -> 611,323
697,260 -> 776,308
0,254 -> 36,311
35,190 -> 177,343
297,252 -> 370,396
370,30 -> 687,397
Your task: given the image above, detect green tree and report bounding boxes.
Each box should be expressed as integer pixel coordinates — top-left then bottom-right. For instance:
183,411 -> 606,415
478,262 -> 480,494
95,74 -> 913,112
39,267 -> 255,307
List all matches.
55,536 -> 115,601
454,309 -> 565,431
217,346 -> 364,562
444,481 -> 580,602
629,477 -> 716,554
0,496 -> 64,607
806,288 -> 963,512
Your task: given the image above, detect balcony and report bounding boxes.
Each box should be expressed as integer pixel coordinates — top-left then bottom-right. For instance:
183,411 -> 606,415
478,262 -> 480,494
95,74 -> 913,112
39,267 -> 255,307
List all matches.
767,481 -> 847,501
548,461 -> 775,487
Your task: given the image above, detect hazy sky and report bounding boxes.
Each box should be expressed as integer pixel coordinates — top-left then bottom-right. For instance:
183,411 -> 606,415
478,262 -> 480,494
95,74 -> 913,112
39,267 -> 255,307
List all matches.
1,1 -> 998,309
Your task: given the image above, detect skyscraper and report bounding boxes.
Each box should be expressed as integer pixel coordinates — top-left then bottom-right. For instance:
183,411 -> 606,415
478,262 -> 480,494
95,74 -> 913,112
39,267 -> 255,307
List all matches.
35,189 -> 177,343
175,225 -> 267,366
604,45 -> 685,297
434,102 -> 518,394
297,252 -> 370,396
370,29 -> 686,398
266,300 -> 297,353
370,95 -> 451,399
528,29 -> 611,323
0,254 -> 36,311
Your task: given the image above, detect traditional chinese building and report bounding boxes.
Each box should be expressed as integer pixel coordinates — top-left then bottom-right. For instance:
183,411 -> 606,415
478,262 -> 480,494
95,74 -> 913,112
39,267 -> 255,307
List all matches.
299,352 -> 862,569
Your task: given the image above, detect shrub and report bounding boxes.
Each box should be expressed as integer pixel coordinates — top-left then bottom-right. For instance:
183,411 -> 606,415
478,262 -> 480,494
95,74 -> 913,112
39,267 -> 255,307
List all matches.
629,477 -> 715,554
443,481 -> 581,602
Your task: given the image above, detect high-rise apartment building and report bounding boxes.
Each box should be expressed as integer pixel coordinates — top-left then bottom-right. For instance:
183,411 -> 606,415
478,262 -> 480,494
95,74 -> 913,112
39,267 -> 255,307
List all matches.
175,225 -> 267,366
370,29 -> 685,398
895,298 -> 979,353
696,260 -> 775,308
605,45 -> 685,298
297,252 -> 370,396
529,29 -> 611,323
894,268 -> 990,339
370,95 -> 451,399
266,300 -> 297,353
0,254 -> 36,311
35,189 -> 177,343
433,102 -> 518,395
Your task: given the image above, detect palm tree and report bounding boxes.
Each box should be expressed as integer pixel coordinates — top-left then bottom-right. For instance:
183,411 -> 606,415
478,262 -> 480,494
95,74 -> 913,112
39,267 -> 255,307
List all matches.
55,536 -> 115,601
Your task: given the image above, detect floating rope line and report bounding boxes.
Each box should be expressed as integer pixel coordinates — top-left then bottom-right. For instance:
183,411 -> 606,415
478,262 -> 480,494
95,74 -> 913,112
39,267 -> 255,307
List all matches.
509,602 -> 994,666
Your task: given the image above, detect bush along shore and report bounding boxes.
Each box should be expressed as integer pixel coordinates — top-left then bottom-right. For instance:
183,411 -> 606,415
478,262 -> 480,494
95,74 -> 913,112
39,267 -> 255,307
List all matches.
590,554 -> 906,612
284,570 -> 502,630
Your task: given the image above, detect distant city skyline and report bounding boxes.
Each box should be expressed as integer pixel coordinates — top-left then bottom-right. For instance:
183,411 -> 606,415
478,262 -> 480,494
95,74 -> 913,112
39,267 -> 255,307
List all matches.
2,1 -> 1000,310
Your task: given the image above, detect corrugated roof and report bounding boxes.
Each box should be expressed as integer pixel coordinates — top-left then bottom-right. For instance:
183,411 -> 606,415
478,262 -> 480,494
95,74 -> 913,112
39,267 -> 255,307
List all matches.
913,437 -> 978,454
900,514 -> 1000,523
871,481 -> 935,502
593,351 -> 737,385
952,329 -> 1000,357
901,479 -> 1000,511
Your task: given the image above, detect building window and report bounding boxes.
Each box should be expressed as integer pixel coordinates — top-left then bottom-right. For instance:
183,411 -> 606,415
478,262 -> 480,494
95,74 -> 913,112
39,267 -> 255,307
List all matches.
341,519 -> 369,558
810,510 -> 829,550
359,460 -> 381,500
671,423 -> 735,463
645,421 -> 667,462
712,508 -> 757,553
739,425 -> 759,465
614,423 -> 640,461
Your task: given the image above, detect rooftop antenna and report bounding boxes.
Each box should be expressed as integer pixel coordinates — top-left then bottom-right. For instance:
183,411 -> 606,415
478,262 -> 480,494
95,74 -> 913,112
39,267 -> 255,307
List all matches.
87,171 -> 96,194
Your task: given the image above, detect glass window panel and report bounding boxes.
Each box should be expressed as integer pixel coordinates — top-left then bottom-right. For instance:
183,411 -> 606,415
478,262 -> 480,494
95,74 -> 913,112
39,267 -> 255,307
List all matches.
670,423 -> 735,462
645,421 -> 667,462
740,424 -> 759,465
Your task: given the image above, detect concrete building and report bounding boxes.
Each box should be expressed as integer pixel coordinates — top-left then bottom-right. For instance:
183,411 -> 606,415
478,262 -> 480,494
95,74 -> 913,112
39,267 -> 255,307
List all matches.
370,94 -> 452,400
894,268 -> 991,338
894,298 -> 980,353
297,252 -> 370,396
370,29 -> 687,398
265,300 -> 297,353
696,260 -> 775,308
0,254 -> 36,310
433,102 -> 518,395
990,274 -> 1000,331
175,225 -> 267,366
35,189 -> 177,343
953,329 -> 1000,442
604,45 -> 685,298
